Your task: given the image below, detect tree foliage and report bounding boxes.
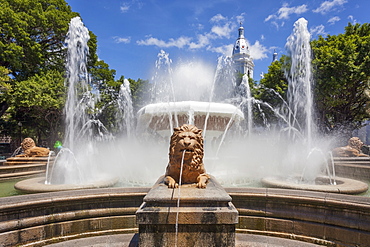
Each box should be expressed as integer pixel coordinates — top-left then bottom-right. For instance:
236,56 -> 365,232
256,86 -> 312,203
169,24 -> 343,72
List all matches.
0,0 -> 78,80
257,56 -> 288,106
127,77 -> 151,111
8,70 -> 65,144
251,57 -> 288,127
0,0 -> 118,146
311,22 -> 370,133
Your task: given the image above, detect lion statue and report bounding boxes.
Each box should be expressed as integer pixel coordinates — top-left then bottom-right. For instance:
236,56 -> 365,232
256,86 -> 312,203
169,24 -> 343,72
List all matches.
16,138 -> 50,157
164,124 -> 210,189
332,137 -> 368,157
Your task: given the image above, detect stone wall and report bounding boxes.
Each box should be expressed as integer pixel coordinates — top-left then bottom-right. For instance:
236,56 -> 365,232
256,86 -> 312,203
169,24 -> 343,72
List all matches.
0,187 -> 369,246
0,188 -> 148,246
229,187 -> 370,246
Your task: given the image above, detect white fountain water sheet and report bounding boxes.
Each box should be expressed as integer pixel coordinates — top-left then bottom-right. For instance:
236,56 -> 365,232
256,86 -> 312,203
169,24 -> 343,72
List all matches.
46,17 -> 113,185
285,17 -> 315,149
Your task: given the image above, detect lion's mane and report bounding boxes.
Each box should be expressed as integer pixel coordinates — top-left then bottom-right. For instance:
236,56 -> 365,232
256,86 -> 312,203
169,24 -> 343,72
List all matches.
165,124 -> 209,187
348,137 -> 363,152
169,124 -> 204,171
21,138 -> 36,151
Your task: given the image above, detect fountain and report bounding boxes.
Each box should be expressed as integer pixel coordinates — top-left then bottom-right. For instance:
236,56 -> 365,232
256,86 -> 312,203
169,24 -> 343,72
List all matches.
255,18 -> 368,194
3,16 -> 370,246
15,17 -> 368,195
137,101 -> 244,140
15,17 -> 118,193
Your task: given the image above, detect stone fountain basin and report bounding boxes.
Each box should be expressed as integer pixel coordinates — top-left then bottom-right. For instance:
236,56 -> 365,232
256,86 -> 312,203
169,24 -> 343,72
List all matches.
137,101 -> 244,138
261,176 -> 368,194
14,176 -> 119,193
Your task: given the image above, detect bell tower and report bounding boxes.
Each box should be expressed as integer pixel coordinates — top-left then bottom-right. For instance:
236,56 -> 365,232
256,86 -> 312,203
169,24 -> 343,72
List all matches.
232,23 -> 254,84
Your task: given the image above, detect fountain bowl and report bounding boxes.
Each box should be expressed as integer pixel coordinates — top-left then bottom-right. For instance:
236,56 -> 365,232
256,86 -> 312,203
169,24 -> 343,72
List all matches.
137,101 -> 244,139
261,176 -> 368,194
14,176 -> 119,193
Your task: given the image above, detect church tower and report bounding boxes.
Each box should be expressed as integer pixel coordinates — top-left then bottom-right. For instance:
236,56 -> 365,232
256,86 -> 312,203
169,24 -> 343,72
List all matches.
232,23 -> 254,83
272,49 -> 278,62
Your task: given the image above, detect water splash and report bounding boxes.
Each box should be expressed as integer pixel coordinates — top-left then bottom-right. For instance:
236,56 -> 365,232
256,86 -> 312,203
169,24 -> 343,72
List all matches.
239,75 -> 253,136
117,79 -> 134,137
285,17 -> 315,148
151,50 -> 175,103
63,16 -> 92,151
45,17 -> 113,185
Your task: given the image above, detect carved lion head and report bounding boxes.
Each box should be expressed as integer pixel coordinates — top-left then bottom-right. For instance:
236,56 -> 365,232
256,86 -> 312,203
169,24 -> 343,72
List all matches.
348,137 -> 363,151
21,138 -> 36,151
169,124 -> 204,170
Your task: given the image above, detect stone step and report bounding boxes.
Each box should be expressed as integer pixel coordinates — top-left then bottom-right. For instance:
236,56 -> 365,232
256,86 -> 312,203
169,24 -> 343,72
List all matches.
0,163 -> 46,175
0,170 -> 45,180
3,156 -> 53,166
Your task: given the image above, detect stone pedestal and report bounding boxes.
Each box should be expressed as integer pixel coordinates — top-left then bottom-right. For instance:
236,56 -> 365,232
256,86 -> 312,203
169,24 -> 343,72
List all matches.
136,176 -> 238,247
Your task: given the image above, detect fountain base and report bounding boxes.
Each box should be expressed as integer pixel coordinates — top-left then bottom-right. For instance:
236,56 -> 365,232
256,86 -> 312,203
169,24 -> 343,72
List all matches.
261,176 -> 368,194
14,176 -> 119,193
136,175 -> 238,247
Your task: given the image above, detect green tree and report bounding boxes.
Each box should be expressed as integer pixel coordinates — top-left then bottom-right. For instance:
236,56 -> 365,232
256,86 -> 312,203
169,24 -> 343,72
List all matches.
311,23 -> 370,135
257,56 -> 288,105
8,70 -> 65,145
252,57 -> 288,127
0,0 -> 78,145
0,66 -> 12,116
0,0 -> 122,146
0,0 -> 77,80
128,77 -> 151,112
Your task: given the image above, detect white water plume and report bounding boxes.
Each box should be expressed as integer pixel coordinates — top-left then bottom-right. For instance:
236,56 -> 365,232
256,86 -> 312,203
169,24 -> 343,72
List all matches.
285,17 -> 315,148
64,16 -> 92,151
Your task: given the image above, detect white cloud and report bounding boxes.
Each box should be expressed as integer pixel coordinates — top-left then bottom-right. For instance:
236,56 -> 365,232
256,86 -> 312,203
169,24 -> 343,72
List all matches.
120,3 -> 130,13
208,44 -> 234,56
137,36 -> 192,48
210,14 -> 226,23
313,0 -> 347,14
236,13 -> 246,25
135,12 -> 267,60
120,1 -> 143,13
193,23 -> 204,31
265,3 -> 308,22
310,25 -> 326,36
113,36 -> 131,44
189,34 -> 211,49
328,16 -> 340,25
249,41 -> 268,60
211,22 -> 234,38
348,15 -> 357,24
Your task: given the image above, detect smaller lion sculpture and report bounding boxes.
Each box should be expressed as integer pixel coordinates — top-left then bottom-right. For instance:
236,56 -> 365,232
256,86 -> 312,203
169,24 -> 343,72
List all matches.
332,137 -> 368,157
164,124 -> 210,189
16,138 -> 50,157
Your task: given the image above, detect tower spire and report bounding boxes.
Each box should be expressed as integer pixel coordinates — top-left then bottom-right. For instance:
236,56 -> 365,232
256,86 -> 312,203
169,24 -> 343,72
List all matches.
238,22 -> 244,38
272,49 -> 278,62
232,22 -> 254,82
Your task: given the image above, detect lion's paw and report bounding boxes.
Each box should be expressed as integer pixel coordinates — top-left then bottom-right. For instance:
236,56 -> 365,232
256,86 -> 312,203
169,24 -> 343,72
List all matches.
164,176 -> 178,188
196,182 -> 206,189
196,175 -> 208,189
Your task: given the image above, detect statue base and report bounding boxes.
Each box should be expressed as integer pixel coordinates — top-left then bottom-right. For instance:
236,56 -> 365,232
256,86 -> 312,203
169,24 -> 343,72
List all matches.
136,175 -> 238,247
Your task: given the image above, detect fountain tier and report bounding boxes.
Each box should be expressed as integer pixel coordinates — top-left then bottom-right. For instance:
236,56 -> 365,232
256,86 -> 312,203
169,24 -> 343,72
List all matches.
137,101 -> 244,139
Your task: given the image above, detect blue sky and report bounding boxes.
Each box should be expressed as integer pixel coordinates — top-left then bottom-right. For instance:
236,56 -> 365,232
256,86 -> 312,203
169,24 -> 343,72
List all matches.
66,0 -> 370,82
